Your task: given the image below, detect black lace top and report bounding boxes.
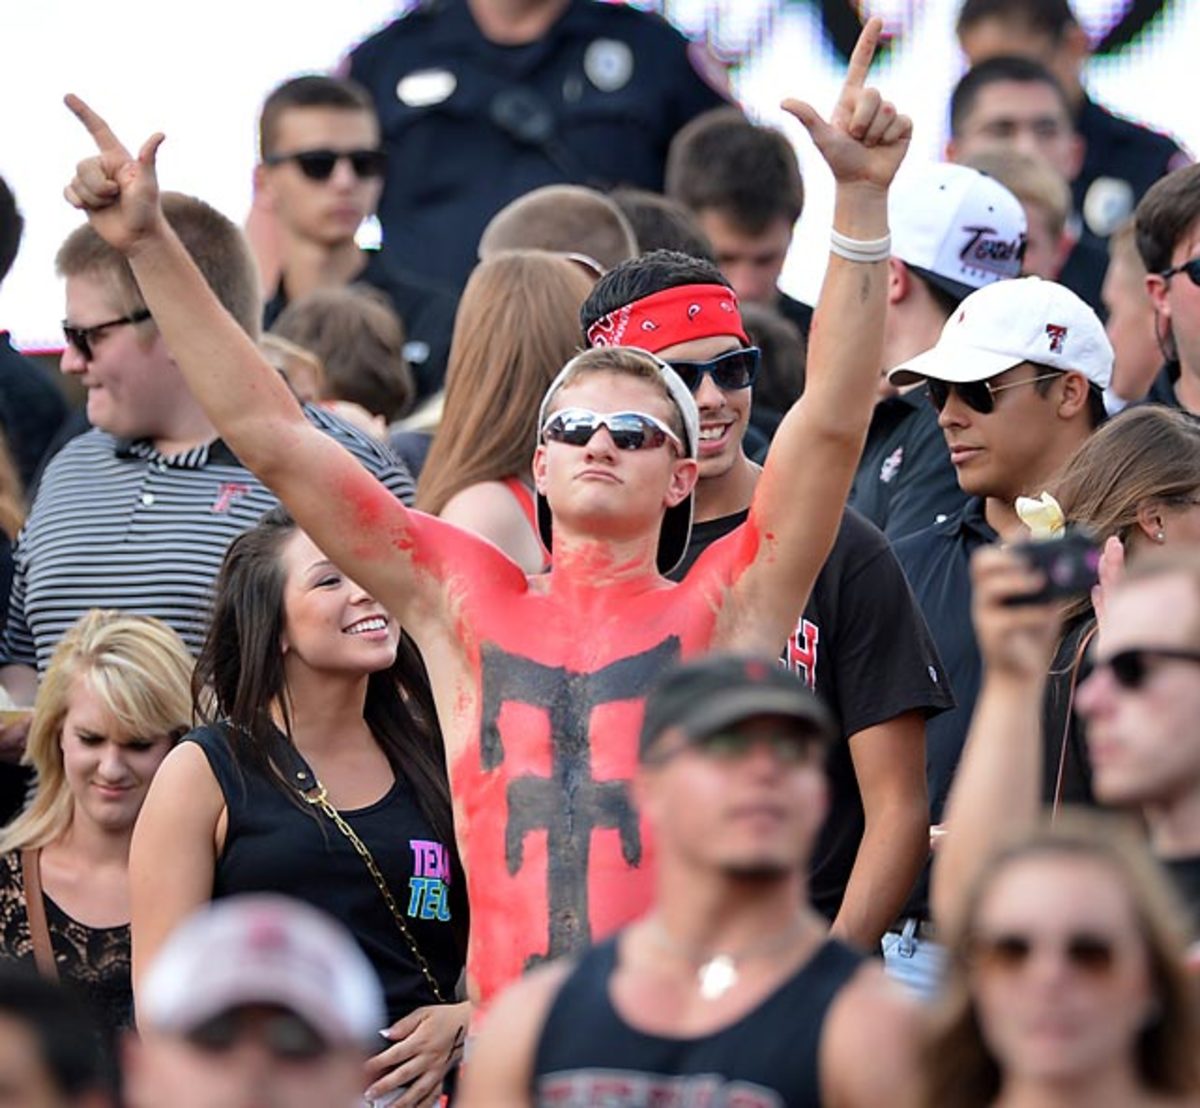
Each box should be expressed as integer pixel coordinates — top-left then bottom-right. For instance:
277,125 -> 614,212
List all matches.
0,849 -> 133,1029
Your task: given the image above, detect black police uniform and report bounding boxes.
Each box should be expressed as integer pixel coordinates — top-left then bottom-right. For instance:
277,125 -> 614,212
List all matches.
346,0 -> 729,288
1074,94 -> 1189,243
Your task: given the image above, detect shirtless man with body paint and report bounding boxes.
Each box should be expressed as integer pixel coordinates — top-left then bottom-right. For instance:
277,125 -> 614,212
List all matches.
62,19 -> 910,1012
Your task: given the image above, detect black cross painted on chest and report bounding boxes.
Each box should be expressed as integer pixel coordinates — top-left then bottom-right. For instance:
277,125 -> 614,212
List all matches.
479,637 -> 681,967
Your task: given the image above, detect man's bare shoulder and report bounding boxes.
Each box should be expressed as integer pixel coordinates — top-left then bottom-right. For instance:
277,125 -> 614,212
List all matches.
820,959 -> 921,1108
458,958 -> 578,1108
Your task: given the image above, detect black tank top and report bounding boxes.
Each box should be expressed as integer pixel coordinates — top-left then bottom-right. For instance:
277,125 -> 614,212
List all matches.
532,935 -> 863,1107
187,724 -> 462,1020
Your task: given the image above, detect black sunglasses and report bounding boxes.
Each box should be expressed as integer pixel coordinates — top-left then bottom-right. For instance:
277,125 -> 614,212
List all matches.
926,371 -> 1063,415
62,309 -> 152,361
187,1009 -> 329,1061
542,407 -> 683,453
1093,647 -> 1200,690
1161,257 -> 1200,287
263,147 -> 386,181
645,727 -> 823,767
667,347 -> 761,393
970,930 -> 1117,977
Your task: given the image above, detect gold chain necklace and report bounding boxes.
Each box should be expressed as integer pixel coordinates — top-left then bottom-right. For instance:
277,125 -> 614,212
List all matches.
303,781 -> 446,1004
647,915 -> 809,1001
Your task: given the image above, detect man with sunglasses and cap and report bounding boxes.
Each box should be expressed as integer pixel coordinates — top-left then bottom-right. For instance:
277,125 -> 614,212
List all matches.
849,161 -> 1027,543
461,654 -> 919,1107
580,250 -> 953,953
123,894 -> 385,1108
884,275 -> 1111,992
60,17 -> 910,1013
254,75 -> 457,400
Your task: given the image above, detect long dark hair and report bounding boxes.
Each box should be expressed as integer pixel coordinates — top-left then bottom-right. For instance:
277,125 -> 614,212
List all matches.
193,506 -> 467,947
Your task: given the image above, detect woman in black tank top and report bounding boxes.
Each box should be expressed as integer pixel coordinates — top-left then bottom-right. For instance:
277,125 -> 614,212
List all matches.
921,817 -> 1200,1108
131,507 -> 467,1107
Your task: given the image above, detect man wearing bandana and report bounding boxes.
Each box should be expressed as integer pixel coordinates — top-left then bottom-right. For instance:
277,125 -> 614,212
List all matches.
582,252 -> 952,952
62,21 -> 910,1012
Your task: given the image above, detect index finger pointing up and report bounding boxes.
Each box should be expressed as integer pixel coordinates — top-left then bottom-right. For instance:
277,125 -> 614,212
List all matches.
64,94 -> 132,160
843,16 -> 882,91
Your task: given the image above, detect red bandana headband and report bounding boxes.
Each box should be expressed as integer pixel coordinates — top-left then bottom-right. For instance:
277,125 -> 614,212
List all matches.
586,284 -> 749,353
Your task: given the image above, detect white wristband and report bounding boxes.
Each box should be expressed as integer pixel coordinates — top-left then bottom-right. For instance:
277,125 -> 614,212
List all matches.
829,228 -> 892,263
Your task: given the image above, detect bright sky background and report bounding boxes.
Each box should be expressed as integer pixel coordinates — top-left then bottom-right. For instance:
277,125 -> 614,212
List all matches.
2,0 -> 1194,349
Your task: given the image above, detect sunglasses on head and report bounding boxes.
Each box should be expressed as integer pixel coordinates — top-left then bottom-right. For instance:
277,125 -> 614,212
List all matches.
62,309 -> 152,361
667,347 -> 761,393
1161,257 -> 1200,287
186,1008 -> 329,1061
264,148 -> 387,181
1093,647 -> 1200,691
970,930 -> 1118,977
926,371 -> 1063,415
541,407 -> 683,453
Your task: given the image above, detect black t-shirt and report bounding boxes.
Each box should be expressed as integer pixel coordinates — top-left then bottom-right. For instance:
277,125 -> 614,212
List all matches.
1074,95 -> 1189,245
347,0 -> 728,289
674,507 -> 953,920
849,387 -> 966,544
188,724 -> 463,1020
263,250 -> 458,401
1145,363 -> 1186,410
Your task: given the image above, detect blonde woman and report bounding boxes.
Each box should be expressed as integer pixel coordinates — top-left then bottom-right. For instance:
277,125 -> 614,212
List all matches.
0,610 -> 192,1029
921,817 -> 1200,1108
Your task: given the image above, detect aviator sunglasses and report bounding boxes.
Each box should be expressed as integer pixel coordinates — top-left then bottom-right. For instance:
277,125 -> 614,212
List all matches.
1161,257 -> 1200,287
926,371 -> 1062,415
62,309 -> 152,361
969,930 -> 1119,977
263,148 -> 387,181
1091,647 -> 1200,691
667,346 -> 761,393
541,407 -> 683,453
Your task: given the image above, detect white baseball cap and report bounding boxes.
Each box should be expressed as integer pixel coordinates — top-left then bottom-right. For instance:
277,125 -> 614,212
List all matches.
139,895 -> 385,1049
888,276 -> 1114,389
891,163 -> 1027,302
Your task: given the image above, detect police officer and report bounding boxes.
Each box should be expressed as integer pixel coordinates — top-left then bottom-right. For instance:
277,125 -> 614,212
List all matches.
956,0 -> 1189,245
345,0 -> 730,289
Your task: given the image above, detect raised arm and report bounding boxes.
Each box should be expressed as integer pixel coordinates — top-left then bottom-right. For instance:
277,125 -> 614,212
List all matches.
931,546 -> 1062,936
730,20 -> 910,651
61,97 -> 441,629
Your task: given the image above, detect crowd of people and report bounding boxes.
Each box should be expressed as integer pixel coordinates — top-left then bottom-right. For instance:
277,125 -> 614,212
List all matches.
1,0 -> 1199,1105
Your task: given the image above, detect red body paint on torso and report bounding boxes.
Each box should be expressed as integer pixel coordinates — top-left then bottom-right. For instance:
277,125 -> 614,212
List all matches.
404,513 -> 759,1007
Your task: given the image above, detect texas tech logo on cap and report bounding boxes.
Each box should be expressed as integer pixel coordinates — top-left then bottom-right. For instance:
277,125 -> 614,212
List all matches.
959,224 -> 1025,278
1046,324 -> 1068,354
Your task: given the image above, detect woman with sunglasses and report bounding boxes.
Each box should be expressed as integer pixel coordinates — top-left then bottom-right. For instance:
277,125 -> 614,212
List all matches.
920,816 -> 1200,1108
130,507 -> 467,1108
415,250 -> 595,573
0,610 -> 193,1030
